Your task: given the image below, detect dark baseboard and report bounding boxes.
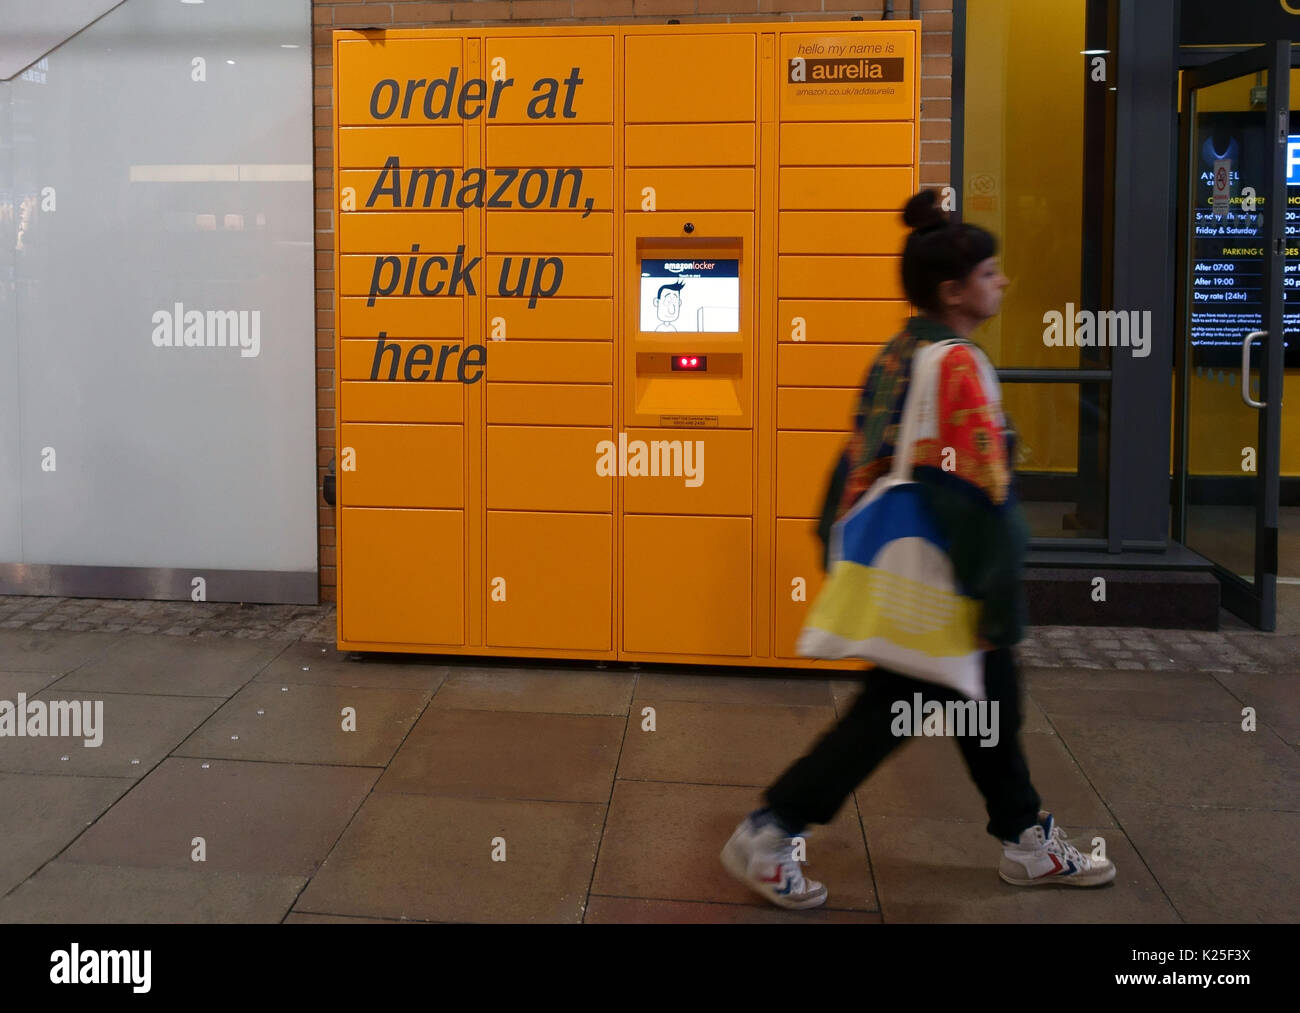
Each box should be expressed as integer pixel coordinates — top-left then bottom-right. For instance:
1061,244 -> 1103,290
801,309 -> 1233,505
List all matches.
1023,567 -> 1219,629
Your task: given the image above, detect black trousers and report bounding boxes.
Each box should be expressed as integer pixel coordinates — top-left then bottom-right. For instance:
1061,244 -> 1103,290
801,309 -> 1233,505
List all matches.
765,647 -> 1041,842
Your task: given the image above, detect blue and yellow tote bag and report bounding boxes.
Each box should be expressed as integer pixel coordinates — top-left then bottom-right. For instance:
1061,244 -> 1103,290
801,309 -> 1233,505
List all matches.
796,340 -> 985,700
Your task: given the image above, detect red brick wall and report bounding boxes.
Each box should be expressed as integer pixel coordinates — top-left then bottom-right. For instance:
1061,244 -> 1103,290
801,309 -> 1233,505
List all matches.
311,0 -> 956,601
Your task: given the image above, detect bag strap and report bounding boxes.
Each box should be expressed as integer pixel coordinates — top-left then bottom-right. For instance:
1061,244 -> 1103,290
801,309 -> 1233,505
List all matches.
889,338 -> 963,484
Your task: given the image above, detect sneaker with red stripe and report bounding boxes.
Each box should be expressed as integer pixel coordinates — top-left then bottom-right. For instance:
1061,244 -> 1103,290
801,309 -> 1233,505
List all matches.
999,811 -> 1116,887
721,810 -> 828,910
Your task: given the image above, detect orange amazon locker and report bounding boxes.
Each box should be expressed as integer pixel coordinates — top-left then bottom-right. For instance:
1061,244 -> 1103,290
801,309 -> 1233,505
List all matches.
333,21 -> 921,669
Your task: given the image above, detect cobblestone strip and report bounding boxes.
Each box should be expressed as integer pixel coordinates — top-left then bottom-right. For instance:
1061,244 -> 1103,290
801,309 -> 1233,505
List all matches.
1,597 -> 1295,674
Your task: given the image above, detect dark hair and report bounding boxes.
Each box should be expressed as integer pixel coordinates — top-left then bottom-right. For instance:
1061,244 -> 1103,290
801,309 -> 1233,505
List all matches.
656,281 -> 685,299
900,190 -> 998,313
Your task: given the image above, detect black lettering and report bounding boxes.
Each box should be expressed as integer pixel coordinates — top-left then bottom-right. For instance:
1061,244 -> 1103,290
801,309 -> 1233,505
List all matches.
370,333 -> 402,380
368,256 -> 401,307
404,343 -> 433,381
528,257 -> 563,309
402,244 -> 420,295
447,245 -> 480,296
458,77 -> 487,119
517,168 -> 548,209
401,79 -> 427,119
458,344 -> 487,384
422,66 -> 459,119
418,256 -> 448,295
406,167 -> 455,209
497,256 -> 528,298
488,168 -> 518,208
457,168 -> 486,209
366,156 -> 403,208
488,77 -> 514,117
561,67 -> 583,118
369,79 -> 399,120
434,343 -> 460,381
550,168 -> 583,209
527,77 -> 560,119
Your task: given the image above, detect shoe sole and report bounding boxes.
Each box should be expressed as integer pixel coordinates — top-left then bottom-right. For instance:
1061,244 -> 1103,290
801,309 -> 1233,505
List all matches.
999,864 -> 1117,888
720,838 -> 829,910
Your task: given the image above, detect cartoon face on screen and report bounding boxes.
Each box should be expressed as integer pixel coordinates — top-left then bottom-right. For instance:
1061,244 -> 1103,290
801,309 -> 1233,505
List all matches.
654,281 -> 684,331
639,259 -> 740,333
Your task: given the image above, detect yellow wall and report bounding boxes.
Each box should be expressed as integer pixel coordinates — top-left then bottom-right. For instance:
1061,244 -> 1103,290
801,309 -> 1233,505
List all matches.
963,0 -> 1087,474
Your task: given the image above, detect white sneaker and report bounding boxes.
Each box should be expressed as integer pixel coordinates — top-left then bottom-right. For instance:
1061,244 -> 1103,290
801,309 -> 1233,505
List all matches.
721,810 -> 828,910
999,811 -> 1116,887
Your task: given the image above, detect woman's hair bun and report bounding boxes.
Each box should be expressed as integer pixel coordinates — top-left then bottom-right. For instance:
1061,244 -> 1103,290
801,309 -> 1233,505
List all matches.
902,189 -> 948,232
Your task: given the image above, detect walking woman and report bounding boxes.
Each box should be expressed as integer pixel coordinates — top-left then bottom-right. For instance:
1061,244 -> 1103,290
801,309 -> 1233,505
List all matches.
721,189 -> 1116,909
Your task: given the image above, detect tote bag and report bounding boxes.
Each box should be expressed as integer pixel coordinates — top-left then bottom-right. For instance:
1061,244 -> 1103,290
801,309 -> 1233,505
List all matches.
796,339 -> 986,700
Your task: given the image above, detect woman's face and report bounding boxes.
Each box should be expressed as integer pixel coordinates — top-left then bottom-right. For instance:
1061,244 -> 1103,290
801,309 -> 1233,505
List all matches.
955,257 -> 1009,321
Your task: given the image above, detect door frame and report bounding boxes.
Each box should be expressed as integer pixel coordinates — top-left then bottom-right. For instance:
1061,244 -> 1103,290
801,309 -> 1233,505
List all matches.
1171,40 -> 1291,630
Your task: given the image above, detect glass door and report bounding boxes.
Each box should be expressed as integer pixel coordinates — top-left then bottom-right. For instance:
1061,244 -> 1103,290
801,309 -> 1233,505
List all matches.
1173,42 -> 1291,631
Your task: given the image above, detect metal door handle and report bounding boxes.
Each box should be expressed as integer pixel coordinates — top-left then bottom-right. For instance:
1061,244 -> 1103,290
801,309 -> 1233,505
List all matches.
1242,331 -> 1266,409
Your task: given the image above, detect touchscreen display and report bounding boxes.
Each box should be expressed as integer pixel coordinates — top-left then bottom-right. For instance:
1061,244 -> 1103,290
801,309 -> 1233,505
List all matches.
639,258 -> 740,333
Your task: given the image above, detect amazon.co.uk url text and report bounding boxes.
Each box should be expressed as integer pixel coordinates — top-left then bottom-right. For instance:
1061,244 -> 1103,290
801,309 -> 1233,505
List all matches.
793,86 -> 896,97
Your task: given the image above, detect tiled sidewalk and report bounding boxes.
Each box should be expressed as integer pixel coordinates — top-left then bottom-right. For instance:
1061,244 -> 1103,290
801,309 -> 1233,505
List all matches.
0,609 -> 1296,923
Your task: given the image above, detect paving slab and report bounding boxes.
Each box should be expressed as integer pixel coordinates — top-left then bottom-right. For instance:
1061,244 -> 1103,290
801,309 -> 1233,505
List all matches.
0,630 -> 116,673
0,690 -> 223,778
0,671 -> 63,698
829,679 -> 867,716
1110,802 -> 1300,923
1050,714 -> 1300,810
591,780 -> 876,912
0,862 -> 305,923
174,682 -> 432,766
633,670 -> 833,709
294,792 -> 604,923
1211,669 -> 1300,746
58,757 -> 378,878
0,773 -> 134,896
428,664 -> 635,715
862,815 -> 1178,923
377,706 -> 623,803
255,640 -> 449,691
1027,667 -> 1247,723
616,699 -> 838,787
52,634 -> 286,697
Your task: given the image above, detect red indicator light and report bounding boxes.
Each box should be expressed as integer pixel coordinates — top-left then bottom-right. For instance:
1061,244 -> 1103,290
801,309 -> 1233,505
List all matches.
680,357 -> 688,366
670,354 -> 708,372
